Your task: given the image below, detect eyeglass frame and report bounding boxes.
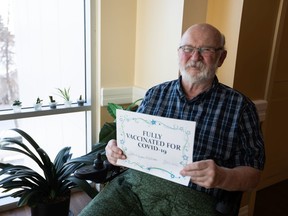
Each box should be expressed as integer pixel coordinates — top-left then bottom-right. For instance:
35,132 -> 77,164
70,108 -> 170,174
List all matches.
178,45 -> 224,56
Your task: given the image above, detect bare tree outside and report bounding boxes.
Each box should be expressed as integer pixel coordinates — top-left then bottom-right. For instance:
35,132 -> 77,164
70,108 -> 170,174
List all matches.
0,14 -> 19,107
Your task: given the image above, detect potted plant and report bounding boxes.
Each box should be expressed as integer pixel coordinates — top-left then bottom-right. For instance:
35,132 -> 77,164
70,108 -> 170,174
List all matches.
70,98 -> 143,185
0,128 -> 98,216
91,98 -> 143,150
56,87 -> 72,107
34,97 -> 43,111
49,96 -> 57,109
77,95 -> 85,106
12,100 -> 22,113
70,99 -> 143,166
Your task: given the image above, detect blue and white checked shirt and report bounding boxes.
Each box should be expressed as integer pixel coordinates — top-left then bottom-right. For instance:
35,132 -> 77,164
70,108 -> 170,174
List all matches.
137,76 -> 265,198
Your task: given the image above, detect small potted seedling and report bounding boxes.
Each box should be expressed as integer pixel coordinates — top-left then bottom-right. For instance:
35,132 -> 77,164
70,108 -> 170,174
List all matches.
56,87 -> 72,107
77,95 -> 85,106
34,97 -> 43,111
12,99 -> 22,113
49,96 -> 57,109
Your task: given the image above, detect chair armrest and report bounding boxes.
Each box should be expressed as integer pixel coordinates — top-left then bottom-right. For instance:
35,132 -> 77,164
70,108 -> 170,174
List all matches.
74,153 -> 127,183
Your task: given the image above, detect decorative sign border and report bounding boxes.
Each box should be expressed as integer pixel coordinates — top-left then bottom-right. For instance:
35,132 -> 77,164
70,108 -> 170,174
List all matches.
116,110 -> 196,185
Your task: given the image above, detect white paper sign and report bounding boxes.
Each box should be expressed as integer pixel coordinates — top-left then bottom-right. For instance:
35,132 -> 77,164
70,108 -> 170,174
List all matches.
116,110 -> 196,186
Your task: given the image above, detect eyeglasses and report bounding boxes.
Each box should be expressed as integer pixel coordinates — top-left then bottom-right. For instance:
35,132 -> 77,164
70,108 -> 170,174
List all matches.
179,45 -> 223,56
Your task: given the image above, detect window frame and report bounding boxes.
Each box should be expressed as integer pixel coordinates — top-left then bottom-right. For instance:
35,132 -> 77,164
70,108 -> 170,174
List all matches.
0,0 -> 95,208
0,0 -> 93,149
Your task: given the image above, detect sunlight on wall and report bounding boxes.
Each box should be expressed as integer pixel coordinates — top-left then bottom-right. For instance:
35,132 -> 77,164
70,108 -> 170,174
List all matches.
206,0 -> 244,87
134,0 -> 184,89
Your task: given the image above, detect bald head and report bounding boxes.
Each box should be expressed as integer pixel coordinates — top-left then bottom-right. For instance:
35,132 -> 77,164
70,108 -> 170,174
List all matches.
180,23 -> 225,48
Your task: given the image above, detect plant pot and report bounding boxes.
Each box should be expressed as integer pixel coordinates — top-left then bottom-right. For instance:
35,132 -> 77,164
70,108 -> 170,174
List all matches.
64,100 -> 72,108
49,102 -> 57,109
12,105 -> 22,113
31,194 -> 71,216
34,103 -> 42,111
77,100 -> 85,106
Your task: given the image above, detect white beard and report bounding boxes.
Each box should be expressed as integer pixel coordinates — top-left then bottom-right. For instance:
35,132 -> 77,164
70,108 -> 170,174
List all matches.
179,59 -> 219,84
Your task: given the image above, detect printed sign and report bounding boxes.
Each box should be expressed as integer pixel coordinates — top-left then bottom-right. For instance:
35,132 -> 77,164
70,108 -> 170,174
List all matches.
116,110 -> 196,186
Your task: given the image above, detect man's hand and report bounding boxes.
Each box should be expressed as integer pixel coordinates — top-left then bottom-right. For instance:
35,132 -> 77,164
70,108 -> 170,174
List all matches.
180,159 -> 223,189
105,139 -> 126,165
180,159 -> 261,191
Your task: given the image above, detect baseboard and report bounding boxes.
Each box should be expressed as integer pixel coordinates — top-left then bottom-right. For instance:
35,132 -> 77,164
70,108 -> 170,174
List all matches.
100,86 -> 146,106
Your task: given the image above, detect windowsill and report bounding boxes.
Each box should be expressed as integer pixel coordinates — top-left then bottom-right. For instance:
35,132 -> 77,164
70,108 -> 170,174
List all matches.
0,196 -> 19,212
0,103 -> 91,121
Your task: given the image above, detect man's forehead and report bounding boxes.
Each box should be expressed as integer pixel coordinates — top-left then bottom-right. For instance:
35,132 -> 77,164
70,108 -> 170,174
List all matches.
181,25 -> 222,47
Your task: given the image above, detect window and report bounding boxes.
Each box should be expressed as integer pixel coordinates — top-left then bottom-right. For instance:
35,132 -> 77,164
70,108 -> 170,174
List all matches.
0,0 -> 92,200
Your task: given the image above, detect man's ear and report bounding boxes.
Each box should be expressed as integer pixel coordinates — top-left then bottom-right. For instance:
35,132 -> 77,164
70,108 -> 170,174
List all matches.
217,50 -> 227,67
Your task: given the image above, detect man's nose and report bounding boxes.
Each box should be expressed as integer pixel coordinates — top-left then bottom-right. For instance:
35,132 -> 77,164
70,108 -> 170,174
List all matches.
190,49 -> 202,61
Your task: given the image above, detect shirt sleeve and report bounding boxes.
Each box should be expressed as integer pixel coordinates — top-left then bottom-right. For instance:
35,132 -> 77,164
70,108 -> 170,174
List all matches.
235,101 -> 266,170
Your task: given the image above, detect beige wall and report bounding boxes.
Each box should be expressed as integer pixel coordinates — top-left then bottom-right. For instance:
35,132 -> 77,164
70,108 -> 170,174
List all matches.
133,0 -> 244,89
100,0 -> 243,89
181,0 -> 243,87
134,0 -> 184,89
134,0 -> 243,89
182,0 -> 208,32
258,0 -> 288,188
101,0 -> 136,88
206,0 -> 243,87
100,0 -> 184,90
231,1 -> 288,213
99,0 -> 244,135
233,0 -> 280,100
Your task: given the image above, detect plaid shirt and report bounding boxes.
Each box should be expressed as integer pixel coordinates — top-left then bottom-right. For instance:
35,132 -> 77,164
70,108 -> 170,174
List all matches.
137,76 -> 265,198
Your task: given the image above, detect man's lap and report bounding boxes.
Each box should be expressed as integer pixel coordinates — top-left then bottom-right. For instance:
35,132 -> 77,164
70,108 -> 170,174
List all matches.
79,169 -> 221,216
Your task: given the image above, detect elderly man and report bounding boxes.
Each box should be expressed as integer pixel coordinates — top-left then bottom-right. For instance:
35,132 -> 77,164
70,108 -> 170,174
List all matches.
79,23 -> 265,216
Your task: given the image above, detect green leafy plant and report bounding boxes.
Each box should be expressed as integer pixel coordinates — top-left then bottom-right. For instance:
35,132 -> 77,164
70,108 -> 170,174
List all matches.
0,99 -> 143,210
35,97 -> 43,104
0,128 -> 98,208
56,87 -> 71,101
49,96 -> 56,103
94,98 -> 143,149
67,98 -> 143,177
12,100 -> 22,106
